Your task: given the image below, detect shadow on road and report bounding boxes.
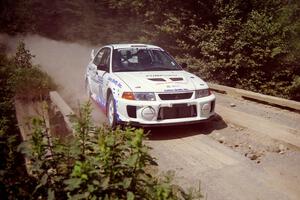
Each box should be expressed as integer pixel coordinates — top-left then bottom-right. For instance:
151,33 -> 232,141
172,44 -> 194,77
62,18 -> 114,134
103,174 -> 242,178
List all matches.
146,114 -> 227,140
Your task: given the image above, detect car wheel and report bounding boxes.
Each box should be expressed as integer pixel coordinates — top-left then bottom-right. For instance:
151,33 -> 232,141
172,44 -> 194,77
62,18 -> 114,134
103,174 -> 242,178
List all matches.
85,78 -> 91,97
107,94 -> 117,128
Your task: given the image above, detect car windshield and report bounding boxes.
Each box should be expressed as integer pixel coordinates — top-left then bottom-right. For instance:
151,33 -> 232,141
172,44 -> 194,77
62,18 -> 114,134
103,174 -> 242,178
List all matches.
112,48 -> 182,72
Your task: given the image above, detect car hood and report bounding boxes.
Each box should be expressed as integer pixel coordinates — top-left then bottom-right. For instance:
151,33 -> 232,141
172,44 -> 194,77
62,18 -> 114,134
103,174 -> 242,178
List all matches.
115,70 -> 208,93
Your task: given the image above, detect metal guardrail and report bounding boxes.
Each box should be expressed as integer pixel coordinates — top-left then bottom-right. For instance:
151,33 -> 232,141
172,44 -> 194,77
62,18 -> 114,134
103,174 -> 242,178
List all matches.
208,83 -> 300,111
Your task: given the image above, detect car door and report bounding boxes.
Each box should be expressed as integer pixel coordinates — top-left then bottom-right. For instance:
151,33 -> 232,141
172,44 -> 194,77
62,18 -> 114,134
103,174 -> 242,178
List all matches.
97,48 -> 111,105
90,48 -> 111,104
89,48 -> 105,98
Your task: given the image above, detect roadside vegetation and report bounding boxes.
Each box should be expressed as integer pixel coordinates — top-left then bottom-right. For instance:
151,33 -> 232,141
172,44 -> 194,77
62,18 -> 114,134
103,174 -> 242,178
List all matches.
1,0 -> 299,100
0,43 -> 202,199
109,0 -> 300,100
0,42 -> 56,198
18,103 -> 201,200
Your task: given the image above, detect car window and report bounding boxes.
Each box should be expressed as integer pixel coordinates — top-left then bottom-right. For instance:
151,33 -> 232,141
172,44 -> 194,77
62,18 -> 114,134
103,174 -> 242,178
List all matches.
112,49 -> 182,72
100,48 -> 111,69
93,49 -> 105,66
152,50 -> 177,69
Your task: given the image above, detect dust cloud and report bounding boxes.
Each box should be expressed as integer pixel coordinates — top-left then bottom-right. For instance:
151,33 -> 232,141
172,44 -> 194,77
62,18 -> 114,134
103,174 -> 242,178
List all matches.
0,34 -> 106,123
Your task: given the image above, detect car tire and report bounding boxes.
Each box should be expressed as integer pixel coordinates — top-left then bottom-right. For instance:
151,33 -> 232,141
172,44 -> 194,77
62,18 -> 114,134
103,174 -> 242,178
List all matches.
85,78 -> 91,98
107,94 -> 117,128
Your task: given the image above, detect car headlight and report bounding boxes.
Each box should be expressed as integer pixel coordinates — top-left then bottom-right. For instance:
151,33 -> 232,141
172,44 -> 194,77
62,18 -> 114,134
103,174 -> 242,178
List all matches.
122,92 -> 156,101
135,92 -> 156,101
195,89 -> 211,98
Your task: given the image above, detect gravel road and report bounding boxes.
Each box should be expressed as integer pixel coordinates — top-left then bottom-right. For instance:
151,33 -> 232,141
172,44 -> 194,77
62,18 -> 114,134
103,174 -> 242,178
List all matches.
2,34 -> 300,200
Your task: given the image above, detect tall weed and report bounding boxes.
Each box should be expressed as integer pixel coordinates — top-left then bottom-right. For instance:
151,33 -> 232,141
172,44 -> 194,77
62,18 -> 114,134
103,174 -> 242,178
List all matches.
19,102 -> 202,199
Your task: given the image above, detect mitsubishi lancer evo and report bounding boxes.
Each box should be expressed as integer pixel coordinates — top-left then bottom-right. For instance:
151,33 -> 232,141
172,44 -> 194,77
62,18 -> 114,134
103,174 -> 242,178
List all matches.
85,44 -> 216,127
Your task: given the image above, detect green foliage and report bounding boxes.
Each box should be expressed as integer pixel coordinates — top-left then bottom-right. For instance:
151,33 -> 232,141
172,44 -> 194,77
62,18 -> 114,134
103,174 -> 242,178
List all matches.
180,1 -> 300,99
9,64 -> 56,100
0,44 -> 36,199
14,41 -> 35,68
9,42 -> 56,100
0,0 -> 36,34
19,102 -> 202,199
289,76 -> 300,100
1,0 -> 146,44
1,0 -> 299,99
106,0 -> 300,100
19,115 -> 74,199
0,42 -> 56,199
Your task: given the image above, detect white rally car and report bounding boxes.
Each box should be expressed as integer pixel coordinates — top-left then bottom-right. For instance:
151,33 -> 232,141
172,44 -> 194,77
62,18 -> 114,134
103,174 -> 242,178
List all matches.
85,44 -> 215,127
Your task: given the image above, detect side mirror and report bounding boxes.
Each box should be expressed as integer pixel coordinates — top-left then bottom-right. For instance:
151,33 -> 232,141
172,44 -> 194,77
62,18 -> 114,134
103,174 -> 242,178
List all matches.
97,64 -> 108,72
181,62 -> 188,69
91,49 -> 95,60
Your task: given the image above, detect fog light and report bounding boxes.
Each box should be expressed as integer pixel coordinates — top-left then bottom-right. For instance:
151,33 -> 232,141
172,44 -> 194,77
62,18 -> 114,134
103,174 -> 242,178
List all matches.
141,106 -> 156,120
201,103 -> 211,115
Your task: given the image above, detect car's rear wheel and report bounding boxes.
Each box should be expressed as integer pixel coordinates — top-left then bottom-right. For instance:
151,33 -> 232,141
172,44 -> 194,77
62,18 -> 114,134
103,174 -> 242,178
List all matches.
107,94 -> 117,128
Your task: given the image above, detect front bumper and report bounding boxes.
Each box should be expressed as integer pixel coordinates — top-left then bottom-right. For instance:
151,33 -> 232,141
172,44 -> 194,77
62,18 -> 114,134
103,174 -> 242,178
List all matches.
119,114 -> 216,127
115,94 -> 216,126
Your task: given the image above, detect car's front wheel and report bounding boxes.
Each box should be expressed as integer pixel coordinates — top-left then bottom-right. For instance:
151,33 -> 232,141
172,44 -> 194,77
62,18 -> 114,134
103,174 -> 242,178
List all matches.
107,94 -> 117,128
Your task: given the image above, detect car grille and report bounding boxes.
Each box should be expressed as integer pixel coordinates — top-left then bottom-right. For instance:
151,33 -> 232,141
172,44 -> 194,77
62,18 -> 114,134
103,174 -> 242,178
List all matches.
157,104 -> 197,120
158,92 -> 193,100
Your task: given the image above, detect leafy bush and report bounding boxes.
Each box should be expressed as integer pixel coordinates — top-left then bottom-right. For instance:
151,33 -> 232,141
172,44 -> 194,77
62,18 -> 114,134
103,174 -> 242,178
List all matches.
9,41 -> 56,100
0,41 -> 56,199
19,102 -> 202,200
289,76 -> 300,101
179,2 -> 299,99
107,0 -> 300,100
2,0 -> 299,99
0,44 -> 37,199
0,0 -> 145,44
9,65 -> 56,100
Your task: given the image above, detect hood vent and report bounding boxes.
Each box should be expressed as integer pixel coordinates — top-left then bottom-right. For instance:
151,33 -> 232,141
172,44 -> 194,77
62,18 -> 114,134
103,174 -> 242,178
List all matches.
170,77 -> 183,81
148,78 -> 166,82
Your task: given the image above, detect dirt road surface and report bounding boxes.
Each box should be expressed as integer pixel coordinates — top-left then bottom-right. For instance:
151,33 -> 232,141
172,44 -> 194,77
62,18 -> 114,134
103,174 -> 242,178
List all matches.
2,35 -> 300,200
